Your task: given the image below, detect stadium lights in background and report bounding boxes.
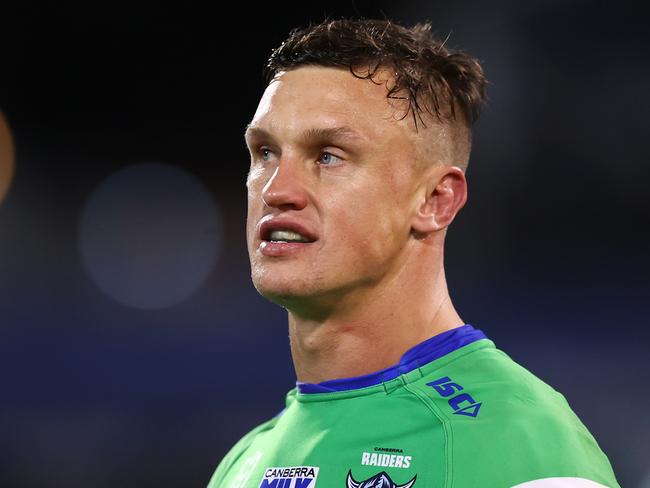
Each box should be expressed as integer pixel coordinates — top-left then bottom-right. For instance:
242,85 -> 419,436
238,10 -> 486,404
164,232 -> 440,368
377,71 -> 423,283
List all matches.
79,163 -> 222,310
0,111 -> 15,205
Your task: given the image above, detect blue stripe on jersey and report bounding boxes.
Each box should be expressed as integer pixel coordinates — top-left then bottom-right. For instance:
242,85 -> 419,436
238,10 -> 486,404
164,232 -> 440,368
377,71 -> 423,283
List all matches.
296,324 -> 487,394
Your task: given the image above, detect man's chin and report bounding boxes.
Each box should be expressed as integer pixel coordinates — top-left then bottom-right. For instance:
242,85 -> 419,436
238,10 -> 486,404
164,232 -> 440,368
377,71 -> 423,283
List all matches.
253,280 -> 310,304
252,277 -> 328,313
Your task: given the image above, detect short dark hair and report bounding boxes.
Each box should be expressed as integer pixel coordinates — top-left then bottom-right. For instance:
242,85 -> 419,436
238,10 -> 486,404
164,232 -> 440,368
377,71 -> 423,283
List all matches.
266,18 -> 488,129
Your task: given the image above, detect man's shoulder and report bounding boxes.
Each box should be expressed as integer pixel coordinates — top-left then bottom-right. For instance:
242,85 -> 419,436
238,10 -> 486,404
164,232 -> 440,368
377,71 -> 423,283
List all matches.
408,340 -> 592,443
206,414 -> 280,488
405,341 -> 619,487
408,338 -> 565,417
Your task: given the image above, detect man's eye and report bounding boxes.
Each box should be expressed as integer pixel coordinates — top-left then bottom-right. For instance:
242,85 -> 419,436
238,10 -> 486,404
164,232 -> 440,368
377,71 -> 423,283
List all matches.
318,152 -> 342,165
259,148 -> 275,162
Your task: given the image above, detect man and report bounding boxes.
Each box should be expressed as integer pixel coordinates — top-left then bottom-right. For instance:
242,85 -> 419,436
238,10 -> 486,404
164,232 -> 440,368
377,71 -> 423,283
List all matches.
208,18 -> 620,488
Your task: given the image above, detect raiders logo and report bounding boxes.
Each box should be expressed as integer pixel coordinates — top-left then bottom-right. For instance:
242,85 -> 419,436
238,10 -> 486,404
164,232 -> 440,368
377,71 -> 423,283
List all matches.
346,470 -> 417,488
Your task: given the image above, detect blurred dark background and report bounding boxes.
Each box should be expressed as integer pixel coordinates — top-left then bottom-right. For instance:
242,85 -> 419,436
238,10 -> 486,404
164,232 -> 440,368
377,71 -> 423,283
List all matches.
1,1 -> 648,486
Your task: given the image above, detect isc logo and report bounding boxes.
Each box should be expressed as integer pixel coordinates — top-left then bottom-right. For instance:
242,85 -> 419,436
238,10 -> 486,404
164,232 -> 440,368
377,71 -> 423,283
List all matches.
426,376 -> 482,418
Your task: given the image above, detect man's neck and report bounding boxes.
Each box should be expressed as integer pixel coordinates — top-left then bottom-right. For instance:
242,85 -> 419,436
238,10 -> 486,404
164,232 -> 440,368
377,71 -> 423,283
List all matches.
287,263 -> 464,385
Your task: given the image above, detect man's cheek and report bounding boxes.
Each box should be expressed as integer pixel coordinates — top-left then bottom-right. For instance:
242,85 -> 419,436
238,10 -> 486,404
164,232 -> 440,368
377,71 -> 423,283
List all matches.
246,166 -> 268,192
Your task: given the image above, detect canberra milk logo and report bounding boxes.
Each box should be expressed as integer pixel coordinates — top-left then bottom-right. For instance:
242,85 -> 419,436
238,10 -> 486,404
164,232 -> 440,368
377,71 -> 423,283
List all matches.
259,466 -> 319,488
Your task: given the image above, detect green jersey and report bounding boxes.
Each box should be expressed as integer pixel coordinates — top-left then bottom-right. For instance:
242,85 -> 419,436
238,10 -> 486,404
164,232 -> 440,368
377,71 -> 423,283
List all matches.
208,325 -> 619,488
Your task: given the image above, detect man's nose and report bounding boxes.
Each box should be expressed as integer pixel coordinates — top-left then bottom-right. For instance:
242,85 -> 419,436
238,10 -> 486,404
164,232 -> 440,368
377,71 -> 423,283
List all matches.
261,160 -> 309,210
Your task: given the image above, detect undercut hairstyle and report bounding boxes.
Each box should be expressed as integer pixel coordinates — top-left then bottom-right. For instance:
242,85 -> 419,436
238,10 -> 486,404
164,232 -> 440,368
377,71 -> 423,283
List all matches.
266,18 -> 488,131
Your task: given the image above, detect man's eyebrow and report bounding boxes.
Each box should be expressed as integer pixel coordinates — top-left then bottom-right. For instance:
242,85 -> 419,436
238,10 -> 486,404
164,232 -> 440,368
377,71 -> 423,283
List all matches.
299,126 -> 367,143
244,124 -> 367,144
243,125 -> 268,141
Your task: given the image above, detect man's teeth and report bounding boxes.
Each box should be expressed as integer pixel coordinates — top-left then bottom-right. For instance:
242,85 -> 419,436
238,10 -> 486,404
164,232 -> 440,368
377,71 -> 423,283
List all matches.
269,230 -> 310,242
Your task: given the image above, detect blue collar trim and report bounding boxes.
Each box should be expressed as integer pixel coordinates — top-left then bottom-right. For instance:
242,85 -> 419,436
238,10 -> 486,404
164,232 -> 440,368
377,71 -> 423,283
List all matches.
296,324 -> 487,394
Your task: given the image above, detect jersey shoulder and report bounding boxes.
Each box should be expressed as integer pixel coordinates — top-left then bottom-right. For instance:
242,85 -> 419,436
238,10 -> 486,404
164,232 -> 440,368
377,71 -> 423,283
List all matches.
407,340 -> 620,488
206,413 -> 280,488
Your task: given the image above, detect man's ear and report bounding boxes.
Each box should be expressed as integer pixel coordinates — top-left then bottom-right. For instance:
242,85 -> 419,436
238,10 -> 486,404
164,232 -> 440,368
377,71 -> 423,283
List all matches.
412,166 -> 468,234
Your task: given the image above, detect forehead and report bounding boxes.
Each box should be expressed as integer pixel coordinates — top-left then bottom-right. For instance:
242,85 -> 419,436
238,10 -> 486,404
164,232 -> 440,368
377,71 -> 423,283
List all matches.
248,66 -> 414,141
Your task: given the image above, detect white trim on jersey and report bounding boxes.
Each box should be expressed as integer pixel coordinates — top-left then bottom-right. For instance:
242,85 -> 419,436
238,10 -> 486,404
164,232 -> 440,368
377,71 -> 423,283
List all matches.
511,478 -> 610,488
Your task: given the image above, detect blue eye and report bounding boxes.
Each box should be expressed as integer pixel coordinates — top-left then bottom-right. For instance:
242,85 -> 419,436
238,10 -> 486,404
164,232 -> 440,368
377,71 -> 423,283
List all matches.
260,148 -> 275,162
318,152 -> 341,165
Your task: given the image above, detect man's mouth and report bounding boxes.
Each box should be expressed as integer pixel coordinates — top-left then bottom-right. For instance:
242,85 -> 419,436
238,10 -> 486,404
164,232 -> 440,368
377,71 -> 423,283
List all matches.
258,219 -> 317,256
259,218 -> 318,243
268,230 -> 313,243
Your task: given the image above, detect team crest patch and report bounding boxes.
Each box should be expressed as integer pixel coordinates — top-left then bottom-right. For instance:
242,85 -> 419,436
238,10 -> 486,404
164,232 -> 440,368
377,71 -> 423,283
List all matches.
346,470 -> 417,488
259,466 -> 319,487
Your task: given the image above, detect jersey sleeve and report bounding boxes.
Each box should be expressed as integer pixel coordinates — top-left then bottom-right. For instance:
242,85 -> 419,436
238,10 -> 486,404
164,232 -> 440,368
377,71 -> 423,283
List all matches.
206,416 -> 278,488
510,478 -> 615,487
448,390 -> 619,488
410,346 -> 620,488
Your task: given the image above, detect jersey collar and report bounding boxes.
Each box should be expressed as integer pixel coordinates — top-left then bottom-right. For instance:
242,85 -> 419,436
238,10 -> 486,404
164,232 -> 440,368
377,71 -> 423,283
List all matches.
296,324 -> 487,394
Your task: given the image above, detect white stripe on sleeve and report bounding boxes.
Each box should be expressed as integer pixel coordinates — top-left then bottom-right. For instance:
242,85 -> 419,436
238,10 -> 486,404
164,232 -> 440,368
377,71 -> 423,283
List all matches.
511,478 -> 610,488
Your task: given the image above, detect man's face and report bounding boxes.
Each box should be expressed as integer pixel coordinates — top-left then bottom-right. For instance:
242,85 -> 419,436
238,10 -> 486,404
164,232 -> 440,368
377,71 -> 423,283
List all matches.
245,66 -> 430,311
